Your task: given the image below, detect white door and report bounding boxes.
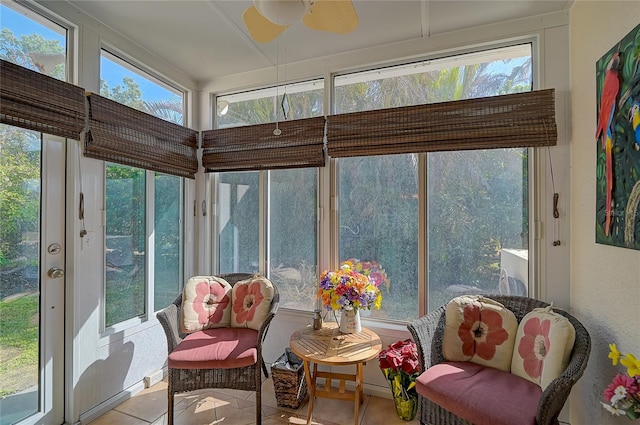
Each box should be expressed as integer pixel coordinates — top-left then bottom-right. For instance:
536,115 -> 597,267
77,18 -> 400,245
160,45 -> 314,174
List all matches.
0,131 -> 65,425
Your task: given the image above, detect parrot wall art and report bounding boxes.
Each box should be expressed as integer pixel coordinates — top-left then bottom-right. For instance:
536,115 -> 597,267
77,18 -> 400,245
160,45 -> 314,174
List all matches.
595,52 -> 620,237
595,22 -> 640,251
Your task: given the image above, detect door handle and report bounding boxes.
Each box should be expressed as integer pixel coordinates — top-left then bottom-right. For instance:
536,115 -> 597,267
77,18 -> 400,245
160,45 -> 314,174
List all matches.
47,267 -> 64,279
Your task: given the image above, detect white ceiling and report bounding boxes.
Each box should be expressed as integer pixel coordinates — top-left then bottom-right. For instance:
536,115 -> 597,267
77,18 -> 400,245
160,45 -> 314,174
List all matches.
64,0 -> 573,84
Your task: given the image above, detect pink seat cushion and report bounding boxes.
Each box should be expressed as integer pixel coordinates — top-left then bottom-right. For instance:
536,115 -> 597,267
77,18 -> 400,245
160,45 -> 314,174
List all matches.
168,328 -> 258,369
416,361 -> 542,425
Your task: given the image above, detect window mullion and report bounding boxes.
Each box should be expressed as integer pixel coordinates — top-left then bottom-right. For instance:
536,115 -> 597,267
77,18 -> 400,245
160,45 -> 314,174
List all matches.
146,170 -> 154,319
260,170 -> 269,277
418,152 -> 427,317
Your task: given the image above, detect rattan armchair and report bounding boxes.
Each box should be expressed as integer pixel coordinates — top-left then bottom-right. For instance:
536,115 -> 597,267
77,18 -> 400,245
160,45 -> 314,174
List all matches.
156,273 -> 279,425
407,295 -> 590,425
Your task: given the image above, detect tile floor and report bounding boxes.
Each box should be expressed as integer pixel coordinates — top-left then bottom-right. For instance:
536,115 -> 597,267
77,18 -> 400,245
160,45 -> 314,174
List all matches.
87,377 -> 419,425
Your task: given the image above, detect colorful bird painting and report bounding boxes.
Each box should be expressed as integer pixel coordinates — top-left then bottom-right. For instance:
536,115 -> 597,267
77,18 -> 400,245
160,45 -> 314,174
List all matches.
629,102 -> 640,148
595,52 -> 621,237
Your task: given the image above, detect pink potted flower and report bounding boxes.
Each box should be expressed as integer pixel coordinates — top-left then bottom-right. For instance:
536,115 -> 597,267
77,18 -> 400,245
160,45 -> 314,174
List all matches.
378,339 -> 419,421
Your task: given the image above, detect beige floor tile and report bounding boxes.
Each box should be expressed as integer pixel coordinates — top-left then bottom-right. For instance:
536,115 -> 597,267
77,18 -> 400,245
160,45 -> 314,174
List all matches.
360,395 -> 418,425
173,396 -> 218,425
298,395 -> 369,425
150,413 -> 168,425
87,410 -> 149,425
89,378 -> 406,425
114,384 -> 168,423
211,402 -> 257,425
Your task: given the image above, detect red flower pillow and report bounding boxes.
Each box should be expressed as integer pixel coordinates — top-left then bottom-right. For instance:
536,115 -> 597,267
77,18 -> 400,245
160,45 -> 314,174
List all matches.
443,295 -> 518,372
510,306 -> 575,389
180,276 -> 232,333
231,276 -> 275,331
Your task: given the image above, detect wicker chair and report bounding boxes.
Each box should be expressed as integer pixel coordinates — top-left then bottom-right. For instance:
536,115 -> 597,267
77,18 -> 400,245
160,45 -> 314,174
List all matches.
407,295 -> 590,425
156,273 -> 279,425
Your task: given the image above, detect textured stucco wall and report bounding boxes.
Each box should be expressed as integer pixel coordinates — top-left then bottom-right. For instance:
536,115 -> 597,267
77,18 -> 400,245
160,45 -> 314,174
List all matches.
570,2 -> 640,424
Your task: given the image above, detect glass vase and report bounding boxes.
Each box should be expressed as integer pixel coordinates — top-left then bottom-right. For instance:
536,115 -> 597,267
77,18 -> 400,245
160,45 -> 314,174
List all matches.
393,393 -> 418,421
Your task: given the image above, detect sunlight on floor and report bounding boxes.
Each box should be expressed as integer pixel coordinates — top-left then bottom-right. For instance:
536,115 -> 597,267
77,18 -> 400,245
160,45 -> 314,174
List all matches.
87,377 -> 418,425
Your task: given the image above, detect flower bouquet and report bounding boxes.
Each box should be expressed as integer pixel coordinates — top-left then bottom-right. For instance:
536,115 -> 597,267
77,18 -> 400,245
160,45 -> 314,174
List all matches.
378,339 -> 420,421
318,264 -> 382,312
602,343 -> 640,420
318,263 -> 382,333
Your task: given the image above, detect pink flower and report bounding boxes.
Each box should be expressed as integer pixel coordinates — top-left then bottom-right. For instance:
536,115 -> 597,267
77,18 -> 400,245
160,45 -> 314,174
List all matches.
193,280 -> 229,325
458,304 -> 509,360
517,317 -> 551,379
604,374 -> 638,403
233,281 -> 265,324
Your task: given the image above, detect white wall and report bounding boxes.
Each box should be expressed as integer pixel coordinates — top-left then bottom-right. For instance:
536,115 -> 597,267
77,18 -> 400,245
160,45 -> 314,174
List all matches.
569,2 -> 640,424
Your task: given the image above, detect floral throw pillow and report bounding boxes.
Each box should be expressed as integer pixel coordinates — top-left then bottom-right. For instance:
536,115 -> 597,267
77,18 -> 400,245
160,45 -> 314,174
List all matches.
442,295 -> 518,372
510,306 -> 575,390
180,276 -> 232,333
231,276 -> 275,331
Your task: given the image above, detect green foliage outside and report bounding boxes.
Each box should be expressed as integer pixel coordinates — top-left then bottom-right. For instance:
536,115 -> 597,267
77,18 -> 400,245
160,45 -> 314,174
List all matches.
0,126 -> 40,269
0,295 -> 38,397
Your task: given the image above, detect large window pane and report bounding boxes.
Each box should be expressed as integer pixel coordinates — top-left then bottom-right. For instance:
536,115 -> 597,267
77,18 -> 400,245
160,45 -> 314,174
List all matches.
0,126 -> 41,422
427,149 -> 528,311
338,155 -> 419,321
105,165 -> 146,327
269,168 -> 318,310
335,44 -> 532,317
101,51 -> 185,325
154,173 -> 183,311
100,50 -> 183,125
218,172 -> 259,273
216,80 -> 322,311
217,79 -> 323,127
0,3 -> 67,79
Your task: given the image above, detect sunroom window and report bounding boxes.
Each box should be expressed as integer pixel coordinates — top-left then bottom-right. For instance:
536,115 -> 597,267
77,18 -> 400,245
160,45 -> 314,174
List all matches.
101,50 -> 185,327
334,44 -> 532,319
213,44 -> 534,320
215,80 -> 323,311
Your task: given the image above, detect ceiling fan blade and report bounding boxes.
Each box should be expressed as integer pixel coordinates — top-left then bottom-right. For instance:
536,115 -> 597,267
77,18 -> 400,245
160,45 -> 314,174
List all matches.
302,0 -> 358,34
243,5 -> 288,43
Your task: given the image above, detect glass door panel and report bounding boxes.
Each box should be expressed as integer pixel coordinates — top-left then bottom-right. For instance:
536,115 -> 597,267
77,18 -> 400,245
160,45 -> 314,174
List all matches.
0,129 -> 65,425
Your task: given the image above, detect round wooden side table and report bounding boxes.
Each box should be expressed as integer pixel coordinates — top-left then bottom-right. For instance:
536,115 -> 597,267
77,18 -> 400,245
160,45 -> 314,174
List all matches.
289,322 -> 382,425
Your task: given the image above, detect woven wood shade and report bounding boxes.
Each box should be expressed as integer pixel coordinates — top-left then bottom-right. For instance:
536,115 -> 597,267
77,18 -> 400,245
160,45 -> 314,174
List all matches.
84,93 -> 198,179
0,59 -> 85,140
326,89 -> 557,157
201,116 -> 326,172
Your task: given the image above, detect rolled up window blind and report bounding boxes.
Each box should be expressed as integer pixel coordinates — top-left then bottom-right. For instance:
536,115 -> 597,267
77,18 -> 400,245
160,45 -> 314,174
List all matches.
0,59 -> 85,140
201,116 -> 326,172
326,89 -> 556,157
84,93 -> 198,179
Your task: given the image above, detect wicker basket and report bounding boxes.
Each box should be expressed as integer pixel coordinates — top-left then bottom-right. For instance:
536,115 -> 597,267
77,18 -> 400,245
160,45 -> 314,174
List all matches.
271,352 -> 308,409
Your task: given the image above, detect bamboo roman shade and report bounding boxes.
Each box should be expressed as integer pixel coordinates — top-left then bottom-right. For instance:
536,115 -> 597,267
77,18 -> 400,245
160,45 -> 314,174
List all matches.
84,93 -> 198,179
1,59 -> 558,176
0,59 -> 85,140
326,89 -> 557,157
201,116 -> 326,172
